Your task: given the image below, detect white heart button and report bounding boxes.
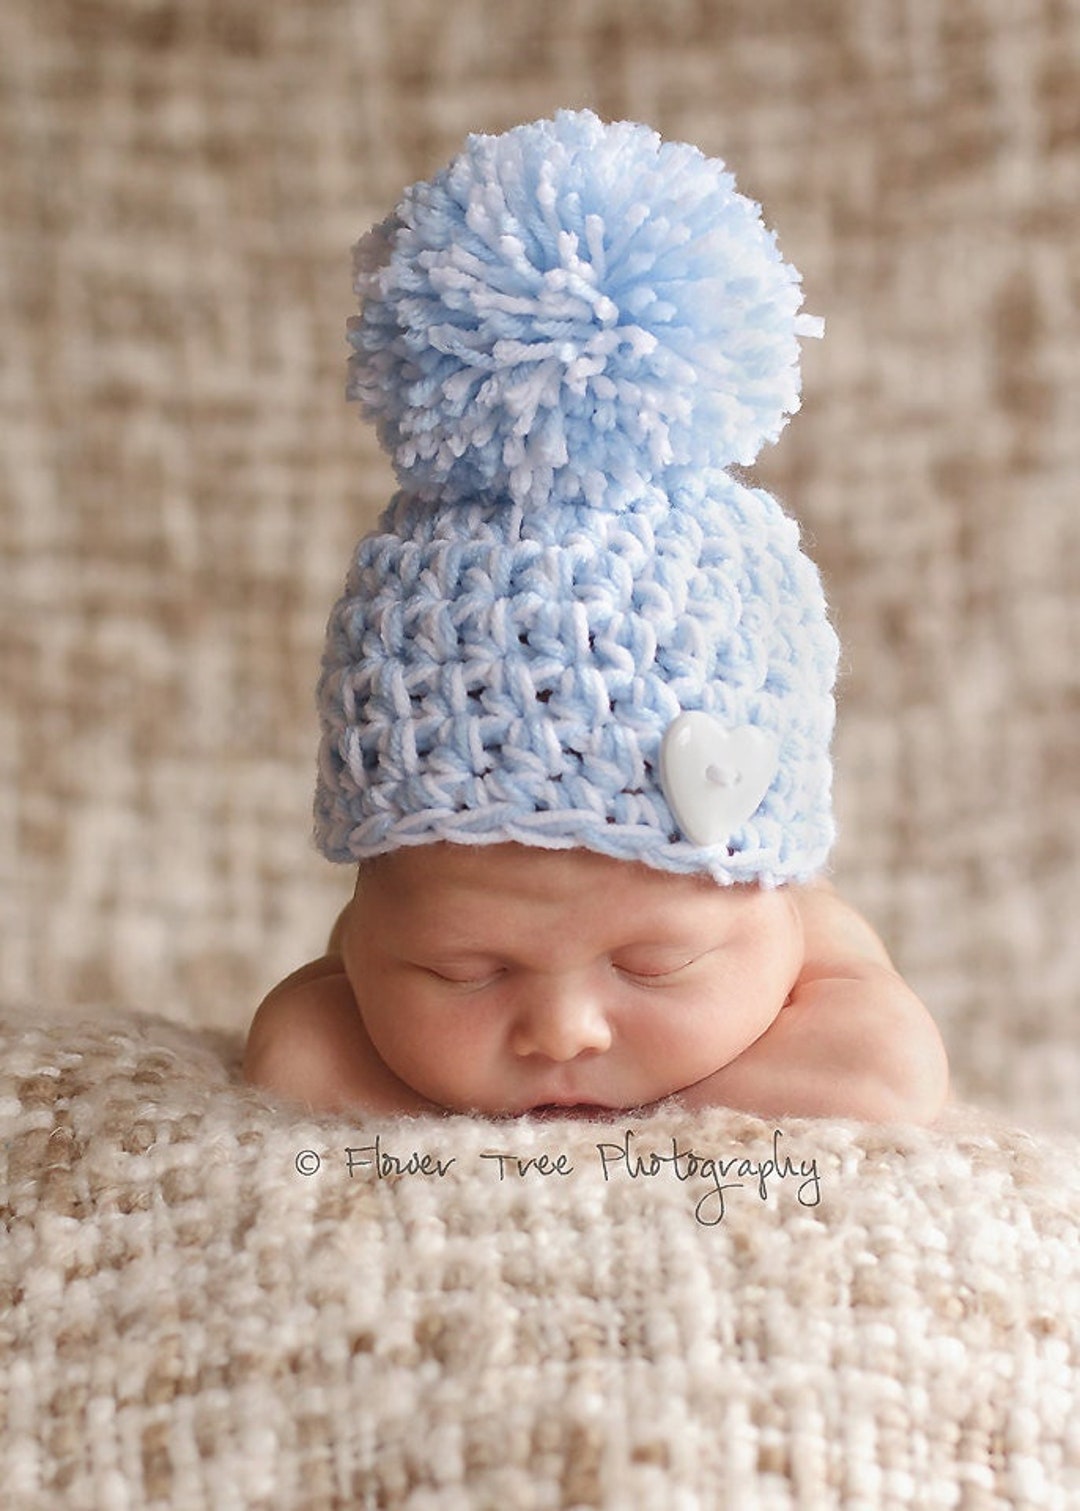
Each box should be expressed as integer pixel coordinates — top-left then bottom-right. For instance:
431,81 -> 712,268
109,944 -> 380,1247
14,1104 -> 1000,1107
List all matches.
659,712 -> 779,847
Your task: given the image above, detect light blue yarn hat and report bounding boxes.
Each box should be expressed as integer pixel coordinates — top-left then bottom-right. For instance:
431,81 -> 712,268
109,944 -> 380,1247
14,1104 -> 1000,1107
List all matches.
314,110 -> 839,886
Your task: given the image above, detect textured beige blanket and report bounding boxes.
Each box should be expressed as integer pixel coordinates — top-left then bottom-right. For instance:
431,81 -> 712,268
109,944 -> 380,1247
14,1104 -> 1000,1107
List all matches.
2,0 -> 1078,1505
4,1005 -> 1078,1510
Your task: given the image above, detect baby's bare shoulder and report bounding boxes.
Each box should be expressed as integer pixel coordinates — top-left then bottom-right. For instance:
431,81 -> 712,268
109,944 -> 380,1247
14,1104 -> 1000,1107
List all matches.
792,881 -> 895,983
786,883 -> 949,1121
243,956 -> 357,1104
243,954 -> 438,1115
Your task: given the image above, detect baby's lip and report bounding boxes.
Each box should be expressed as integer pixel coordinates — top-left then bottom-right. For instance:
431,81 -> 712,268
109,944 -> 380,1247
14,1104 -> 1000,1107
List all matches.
522,1101 -> 618,1121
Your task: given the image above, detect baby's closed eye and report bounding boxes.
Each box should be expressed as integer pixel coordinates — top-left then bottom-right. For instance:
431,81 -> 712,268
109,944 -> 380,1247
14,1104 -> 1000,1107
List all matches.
611,949 -> 706,983
415,958 -> 507,988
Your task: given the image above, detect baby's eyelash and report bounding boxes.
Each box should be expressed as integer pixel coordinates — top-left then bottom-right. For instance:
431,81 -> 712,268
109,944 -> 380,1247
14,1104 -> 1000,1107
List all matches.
612,957 -> 697,984
422,964 -> 505,988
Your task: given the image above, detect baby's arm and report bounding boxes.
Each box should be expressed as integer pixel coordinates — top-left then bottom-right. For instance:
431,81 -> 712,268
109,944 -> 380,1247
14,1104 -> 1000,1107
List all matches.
677,884 -> 949,1123
243,951 -> 438,1115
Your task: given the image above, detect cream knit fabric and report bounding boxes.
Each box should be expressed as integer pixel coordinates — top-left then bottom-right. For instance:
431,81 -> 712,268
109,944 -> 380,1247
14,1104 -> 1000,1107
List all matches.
3,1006 -> 1078,1510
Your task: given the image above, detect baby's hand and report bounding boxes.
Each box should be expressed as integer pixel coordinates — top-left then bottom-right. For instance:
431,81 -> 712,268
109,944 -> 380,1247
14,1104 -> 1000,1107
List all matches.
677,884 -> 949,1122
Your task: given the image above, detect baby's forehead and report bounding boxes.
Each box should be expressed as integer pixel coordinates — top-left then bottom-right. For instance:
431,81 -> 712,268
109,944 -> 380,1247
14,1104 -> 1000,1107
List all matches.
357,844 -> 770,938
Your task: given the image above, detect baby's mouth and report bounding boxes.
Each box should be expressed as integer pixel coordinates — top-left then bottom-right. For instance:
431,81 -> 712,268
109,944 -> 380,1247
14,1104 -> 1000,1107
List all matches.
524,1102 -> 617,1122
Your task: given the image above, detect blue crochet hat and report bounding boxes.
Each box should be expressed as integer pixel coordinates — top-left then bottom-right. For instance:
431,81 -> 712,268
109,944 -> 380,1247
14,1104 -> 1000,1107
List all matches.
314,110 -> 838,886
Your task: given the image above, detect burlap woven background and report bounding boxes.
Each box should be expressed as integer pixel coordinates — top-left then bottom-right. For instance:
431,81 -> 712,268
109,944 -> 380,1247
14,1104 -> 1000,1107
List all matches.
2,0 -> 1078,1131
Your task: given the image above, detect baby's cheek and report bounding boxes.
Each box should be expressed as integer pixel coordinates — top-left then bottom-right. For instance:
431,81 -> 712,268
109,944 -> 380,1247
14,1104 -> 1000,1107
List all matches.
693,958 -> 790,1055
339,933 -> 367,1003
751,899 -> 806,1001
382,1026 -> 490,1106
786,891 -> 808,975
365,996 -> 469,1077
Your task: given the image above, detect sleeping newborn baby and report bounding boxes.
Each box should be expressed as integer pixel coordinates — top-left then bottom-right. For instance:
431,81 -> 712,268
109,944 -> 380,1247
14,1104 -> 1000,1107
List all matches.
245,844 -> 947,1120
244,111 -> 948,1123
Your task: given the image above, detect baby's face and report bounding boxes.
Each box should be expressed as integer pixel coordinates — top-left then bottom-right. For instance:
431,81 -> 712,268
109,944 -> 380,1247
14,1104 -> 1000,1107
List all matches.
339,843 -> 804,1116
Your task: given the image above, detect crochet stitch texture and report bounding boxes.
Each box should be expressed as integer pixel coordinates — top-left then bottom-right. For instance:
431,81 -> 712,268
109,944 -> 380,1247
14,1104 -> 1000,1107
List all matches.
315,110 -> 838,885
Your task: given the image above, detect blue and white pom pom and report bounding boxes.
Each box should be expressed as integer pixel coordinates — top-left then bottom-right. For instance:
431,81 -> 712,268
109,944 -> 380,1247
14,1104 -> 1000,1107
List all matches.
348,109 -> 823,512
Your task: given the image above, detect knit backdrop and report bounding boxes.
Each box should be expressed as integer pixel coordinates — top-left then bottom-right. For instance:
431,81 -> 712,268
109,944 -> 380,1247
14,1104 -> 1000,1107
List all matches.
2,3 -> 1078,1509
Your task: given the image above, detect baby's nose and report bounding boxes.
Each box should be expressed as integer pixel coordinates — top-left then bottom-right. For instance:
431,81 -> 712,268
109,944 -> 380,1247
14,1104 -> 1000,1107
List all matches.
509,981 -> 612,1062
